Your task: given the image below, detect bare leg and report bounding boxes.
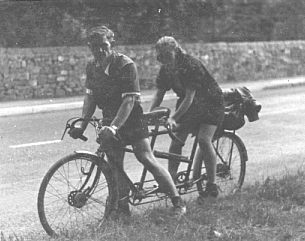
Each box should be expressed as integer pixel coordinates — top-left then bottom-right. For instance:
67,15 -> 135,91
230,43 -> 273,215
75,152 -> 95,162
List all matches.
133,138 -> 186,216
168,130 -> 189,181
132,138 -> 179,197
192,146 -> 204,181
106,147 -> 130,214
192,124 -> 217,184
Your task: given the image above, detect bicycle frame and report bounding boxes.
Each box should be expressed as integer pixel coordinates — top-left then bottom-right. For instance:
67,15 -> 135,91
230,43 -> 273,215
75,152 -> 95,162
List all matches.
104,122 -> 205,205
113,127 -> 239,206
63,116 -> 237,206
38,110 -> 249,237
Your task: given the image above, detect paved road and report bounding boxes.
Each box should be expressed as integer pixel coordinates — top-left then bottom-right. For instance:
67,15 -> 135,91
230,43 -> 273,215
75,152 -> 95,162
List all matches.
1,85 -> 305,237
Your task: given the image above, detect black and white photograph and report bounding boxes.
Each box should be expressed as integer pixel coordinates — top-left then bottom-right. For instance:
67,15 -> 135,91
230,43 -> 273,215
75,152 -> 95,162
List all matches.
0,0 -> 305,240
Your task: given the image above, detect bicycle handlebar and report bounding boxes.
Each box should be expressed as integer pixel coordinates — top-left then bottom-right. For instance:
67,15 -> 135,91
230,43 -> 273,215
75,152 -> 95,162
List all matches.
78,134 -> 88,142
71,118 -> 88,141
61,117 -> 100,142
62,116 -> 185,145
164,123 -> 185,146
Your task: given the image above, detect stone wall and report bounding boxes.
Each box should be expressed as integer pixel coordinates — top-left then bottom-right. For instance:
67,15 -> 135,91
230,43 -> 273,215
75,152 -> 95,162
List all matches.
0,41 -> 304,101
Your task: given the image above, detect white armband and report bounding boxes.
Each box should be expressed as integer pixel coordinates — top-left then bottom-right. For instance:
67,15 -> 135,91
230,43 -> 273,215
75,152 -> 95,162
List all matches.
86,88 -> 93,95
122,92 -> 141,98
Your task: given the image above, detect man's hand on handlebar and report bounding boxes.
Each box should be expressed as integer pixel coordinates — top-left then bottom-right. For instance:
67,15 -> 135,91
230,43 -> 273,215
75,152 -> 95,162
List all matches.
96,126 -> 118,144
68,127 -> 85,139
99,126 -> 116,137
166,117 -> 178,130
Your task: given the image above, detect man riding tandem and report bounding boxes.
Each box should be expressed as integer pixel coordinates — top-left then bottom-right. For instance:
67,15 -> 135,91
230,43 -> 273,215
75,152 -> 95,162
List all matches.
68,26 -> 186,217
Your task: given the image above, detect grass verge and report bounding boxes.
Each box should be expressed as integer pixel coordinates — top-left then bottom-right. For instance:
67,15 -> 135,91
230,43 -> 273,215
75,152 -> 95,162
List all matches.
2,169 -> 305,241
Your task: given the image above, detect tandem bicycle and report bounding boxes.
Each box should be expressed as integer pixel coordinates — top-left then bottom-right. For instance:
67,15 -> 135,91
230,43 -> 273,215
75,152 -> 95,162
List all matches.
37,106 -> 249,237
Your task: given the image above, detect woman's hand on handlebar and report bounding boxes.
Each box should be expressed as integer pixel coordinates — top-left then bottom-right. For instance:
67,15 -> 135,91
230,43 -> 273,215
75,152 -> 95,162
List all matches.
163,118 -> 185,146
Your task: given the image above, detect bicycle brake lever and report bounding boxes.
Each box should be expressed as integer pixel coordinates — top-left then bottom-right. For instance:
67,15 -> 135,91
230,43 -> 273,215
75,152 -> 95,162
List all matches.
61,123 -> 71,140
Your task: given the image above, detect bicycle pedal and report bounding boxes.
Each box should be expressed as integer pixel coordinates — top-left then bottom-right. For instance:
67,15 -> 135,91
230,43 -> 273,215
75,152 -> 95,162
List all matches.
201,173 -> 208,180
152,185 -> 169,194
186,179 -> 194,187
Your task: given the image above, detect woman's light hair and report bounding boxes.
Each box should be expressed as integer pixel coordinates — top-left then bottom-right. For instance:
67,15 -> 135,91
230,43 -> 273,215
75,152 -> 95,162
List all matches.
155,36 -> 185,53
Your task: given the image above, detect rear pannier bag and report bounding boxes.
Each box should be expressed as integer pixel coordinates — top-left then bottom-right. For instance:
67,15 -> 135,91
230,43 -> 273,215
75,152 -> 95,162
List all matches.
222,87 -> 261,130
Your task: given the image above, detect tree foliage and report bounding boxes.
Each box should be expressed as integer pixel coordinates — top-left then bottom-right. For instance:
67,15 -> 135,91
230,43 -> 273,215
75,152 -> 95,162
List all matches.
0,0 -> 304,47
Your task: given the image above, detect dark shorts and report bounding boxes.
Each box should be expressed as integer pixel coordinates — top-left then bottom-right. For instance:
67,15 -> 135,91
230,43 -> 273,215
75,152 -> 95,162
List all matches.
178,104 -> 225,136
102,115 -> 149,147
117,117 -> 149,145
101,102 -> 149,146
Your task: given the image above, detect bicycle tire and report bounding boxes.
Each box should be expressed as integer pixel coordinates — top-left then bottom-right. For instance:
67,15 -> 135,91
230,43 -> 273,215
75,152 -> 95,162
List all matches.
37,152 -> 117,237
197,131 -> 247,196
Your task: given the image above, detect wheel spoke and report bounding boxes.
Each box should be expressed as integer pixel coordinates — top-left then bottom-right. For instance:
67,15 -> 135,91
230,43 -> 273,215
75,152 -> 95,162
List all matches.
53,168 -> 78,190
49,200 -> 70,227
38,153 -> 115,236
197,132 -> 246,196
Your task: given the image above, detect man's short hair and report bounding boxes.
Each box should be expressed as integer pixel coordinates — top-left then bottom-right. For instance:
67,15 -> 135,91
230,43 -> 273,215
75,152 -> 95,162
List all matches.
87,25 -> 115,44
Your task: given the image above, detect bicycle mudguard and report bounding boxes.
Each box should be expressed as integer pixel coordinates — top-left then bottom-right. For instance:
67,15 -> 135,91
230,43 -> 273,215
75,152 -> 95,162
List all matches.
73,150 -> 112,170
74,150 -> 107,163
74,150 -> 99,157
222,131 -> 248,162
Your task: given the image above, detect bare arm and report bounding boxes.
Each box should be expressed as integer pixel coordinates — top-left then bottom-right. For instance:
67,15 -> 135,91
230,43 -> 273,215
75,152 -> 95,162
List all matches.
80,94 -> 96,130
171,88 -> 196,121
149,88 -> 166,111
110,95 -> 135,128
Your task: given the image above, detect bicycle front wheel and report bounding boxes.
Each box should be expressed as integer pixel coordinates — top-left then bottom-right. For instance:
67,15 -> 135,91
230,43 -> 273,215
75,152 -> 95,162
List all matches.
37,152 -> 116,237
197,131 -> 247,196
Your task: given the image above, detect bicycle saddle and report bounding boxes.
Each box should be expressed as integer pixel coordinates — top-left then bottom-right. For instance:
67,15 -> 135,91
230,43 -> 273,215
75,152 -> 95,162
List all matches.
143,107 -> 171,126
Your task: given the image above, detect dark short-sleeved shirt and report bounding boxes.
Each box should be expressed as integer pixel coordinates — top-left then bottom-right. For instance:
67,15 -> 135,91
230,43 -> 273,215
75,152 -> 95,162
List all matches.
156,51 -> 224,127
85,52 -> 148,144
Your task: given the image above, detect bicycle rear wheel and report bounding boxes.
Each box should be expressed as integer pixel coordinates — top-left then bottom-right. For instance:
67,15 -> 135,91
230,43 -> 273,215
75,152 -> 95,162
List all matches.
37,152 -> 116,237
197,131 -> 247,196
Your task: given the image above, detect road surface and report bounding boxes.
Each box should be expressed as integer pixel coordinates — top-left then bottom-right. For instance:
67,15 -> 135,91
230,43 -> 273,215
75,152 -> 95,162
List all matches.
1,86 -> 305,237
